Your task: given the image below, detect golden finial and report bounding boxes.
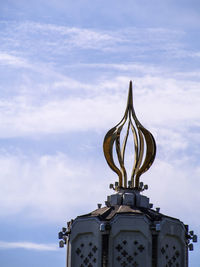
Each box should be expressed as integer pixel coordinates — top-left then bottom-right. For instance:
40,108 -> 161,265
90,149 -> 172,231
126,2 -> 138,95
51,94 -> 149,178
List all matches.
103,81 -> 156,190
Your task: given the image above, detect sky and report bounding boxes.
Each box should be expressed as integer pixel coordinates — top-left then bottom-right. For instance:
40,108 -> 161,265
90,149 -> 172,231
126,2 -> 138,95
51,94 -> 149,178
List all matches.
0,0 -> 200,266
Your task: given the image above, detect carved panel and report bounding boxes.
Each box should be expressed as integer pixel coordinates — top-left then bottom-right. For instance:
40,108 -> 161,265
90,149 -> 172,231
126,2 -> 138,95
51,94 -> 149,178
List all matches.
72,233 -> 98,267
113,231 -> 148,267
159,235 -> 182,267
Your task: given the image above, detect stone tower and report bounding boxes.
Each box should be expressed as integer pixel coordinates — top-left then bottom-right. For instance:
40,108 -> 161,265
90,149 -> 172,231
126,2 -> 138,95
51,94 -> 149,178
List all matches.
59,81 -> 197,267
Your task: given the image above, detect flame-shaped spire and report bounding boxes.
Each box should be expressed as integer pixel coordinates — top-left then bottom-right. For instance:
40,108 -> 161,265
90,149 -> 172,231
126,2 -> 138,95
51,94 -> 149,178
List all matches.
103,81 -> 156,190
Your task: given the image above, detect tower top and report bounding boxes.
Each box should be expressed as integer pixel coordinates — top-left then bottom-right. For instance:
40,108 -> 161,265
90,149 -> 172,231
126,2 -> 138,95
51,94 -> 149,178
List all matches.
103,81 -> 156,191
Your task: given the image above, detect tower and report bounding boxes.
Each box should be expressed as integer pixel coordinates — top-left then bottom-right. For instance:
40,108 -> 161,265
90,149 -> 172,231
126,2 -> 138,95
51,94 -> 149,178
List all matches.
59,81 -> 197,267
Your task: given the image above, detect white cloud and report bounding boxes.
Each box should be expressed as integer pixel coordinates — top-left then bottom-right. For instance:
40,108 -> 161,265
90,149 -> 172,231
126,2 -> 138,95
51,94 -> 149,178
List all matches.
0,52 -> 29,68
0,73 -> 199,140
0,241 -> 58,251
0,21 -> 190,59
0,152 -> 109,222
1,21 -> 122,53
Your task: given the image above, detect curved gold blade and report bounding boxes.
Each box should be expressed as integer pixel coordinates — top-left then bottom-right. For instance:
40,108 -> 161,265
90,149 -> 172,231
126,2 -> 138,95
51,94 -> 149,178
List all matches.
129,118 -> 139,187
116,125 -> 127,188
135,127 -> 156,188
103,127 -> 123,187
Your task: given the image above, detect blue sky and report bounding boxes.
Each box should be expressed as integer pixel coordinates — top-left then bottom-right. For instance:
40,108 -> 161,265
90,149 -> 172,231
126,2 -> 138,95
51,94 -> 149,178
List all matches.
0,0 -> 200,266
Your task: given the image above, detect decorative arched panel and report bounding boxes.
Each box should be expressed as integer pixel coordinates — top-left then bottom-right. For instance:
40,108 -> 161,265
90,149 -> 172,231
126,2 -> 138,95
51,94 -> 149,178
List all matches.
159,235 -> 183,267
112,231 -> 149,267
72,233 -> 98,267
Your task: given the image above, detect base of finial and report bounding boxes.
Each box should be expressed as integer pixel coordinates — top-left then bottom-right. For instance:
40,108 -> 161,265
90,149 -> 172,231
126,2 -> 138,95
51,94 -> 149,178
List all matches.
105,190 -> 152,209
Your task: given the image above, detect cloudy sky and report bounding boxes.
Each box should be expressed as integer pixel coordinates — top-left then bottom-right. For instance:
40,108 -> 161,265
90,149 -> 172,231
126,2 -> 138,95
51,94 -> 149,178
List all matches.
0,0 -> 200,266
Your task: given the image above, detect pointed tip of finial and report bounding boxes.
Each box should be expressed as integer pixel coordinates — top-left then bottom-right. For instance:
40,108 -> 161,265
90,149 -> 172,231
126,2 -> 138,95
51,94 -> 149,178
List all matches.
127,80 -> 133,108
129,80 -> 132,93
